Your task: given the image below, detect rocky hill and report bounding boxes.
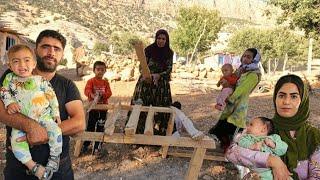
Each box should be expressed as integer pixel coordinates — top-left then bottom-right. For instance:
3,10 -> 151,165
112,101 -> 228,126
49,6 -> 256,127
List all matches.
0,0 -> 276,67
1,0 -> 274,40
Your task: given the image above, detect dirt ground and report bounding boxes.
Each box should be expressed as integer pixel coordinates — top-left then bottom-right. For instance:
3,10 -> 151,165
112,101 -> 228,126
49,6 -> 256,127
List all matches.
1,67 -> 320,180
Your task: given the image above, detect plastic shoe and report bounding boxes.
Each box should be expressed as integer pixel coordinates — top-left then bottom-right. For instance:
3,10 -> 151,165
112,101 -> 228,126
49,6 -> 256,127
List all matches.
46,156 -> 60,172
207,133 -> 220,144
191,131 -> 205,140
30,163 -> 53,180
42,167 -> 54,180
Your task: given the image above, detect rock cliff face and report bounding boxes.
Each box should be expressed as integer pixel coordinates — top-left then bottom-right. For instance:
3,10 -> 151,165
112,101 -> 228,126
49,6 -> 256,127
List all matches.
0,0 -> 271,39
0,0 -> 273,68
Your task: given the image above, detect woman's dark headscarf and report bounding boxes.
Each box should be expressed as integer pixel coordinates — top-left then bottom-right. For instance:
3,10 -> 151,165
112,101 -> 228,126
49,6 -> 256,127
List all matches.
144,29 -> 173,70
272,74 -> 320,177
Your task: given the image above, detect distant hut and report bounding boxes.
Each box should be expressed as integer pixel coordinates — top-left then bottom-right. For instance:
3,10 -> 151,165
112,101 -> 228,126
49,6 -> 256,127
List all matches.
0,21 -> 35,67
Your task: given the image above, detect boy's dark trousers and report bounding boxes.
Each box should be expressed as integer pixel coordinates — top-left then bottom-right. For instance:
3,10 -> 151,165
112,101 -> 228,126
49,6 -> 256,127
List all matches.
83,110 -> 108,150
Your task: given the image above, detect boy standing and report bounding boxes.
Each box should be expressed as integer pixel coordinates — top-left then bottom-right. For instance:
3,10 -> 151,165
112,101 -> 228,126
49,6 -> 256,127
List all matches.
82,61 -> 112,153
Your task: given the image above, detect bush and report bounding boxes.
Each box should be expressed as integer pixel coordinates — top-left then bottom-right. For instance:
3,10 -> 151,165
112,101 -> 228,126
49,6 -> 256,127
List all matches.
93,42 -> 110,55
110,32 -> 146,55
59,58 -> 68,66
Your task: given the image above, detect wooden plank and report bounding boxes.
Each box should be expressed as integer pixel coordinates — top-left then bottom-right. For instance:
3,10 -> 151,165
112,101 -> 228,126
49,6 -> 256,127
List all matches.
73,140 -> 83,157
144,106 -> 154,135
132,40 -> 152,83
167,151 -> 227,162
73,132 -> 216,149
125,105 -> 142,135
90,104 -> 173,113
185,148 -> 206,180
162,111 -> 175,158
104,103 -> 122,135
90,104 -> 114,111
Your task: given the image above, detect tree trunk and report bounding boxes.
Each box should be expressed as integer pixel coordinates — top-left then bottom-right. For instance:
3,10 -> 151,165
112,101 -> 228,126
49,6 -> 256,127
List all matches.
190,21 -> 207,63
259,61 -> 265,76
268,58 -> 271,75
273,58 -> 278,74
307,38 -> 313,75
283,53 -> 288,72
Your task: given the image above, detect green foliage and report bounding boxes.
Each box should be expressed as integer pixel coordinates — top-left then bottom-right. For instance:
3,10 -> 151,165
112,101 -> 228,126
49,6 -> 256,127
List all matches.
269,0 -> 320,38
110,32 -> 144,55
171,6 -> 223,57
228,27 -> 305,66
93,42 -> 109,55
312,39 -> 320,58
59,58 -> 68,66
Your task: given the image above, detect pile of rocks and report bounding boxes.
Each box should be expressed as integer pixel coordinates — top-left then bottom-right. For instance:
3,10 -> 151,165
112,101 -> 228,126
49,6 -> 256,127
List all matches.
81,55 -> 222,83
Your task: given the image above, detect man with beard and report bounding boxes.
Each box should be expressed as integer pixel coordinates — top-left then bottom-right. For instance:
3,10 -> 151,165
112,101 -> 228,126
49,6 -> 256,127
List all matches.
0,29 -> 85,180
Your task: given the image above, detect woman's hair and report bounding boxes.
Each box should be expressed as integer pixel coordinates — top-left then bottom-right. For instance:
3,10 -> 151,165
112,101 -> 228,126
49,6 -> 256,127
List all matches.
245,48 -> 258,59
273,74 -> 304,101
258,117 -> 274,135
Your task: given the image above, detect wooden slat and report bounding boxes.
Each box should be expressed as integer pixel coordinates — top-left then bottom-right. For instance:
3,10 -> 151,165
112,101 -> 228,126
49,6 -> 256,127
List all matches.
133,41 -> 152,82
185,148 -> 206,180
125,105 -> 142,135
162,111 -> 175,158
104,103 -> 121,135
73,140 -> 83,157
144,106 -> 154,135
73,132 -> 216,149
167,151 -> 227,162
90,104 -> 173,113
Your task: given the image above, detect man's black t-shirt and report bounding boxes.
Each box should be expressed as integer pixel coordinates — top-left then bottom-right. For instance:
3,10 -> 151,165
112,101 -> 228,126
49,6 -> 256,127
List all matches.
1,69 -> 81,177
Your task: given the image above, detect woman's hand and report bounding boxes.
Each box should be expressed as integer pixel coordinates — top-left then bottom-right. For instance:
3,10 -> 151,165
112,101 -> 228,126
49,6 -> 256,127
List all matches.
267,155 -> 292,180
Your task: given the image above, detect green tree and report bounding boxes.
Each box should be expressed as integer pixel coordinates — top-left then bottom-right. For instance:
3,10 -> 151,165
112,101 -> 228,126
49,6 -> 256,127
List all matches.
93,42 -> 109,55
171,6 -> 223,61
110,32 -> 144,55
269,0 -> 320,38
228,28 -> 303,67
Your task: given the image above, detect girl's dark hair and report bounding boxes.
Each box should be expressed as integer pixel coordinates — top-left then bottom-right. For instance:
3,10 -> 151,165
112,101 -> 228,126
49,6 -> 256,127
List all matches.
172,101 -> 182,110
258,117 -> 274,135
93,61 -> 106,71
245,48 -> 258,58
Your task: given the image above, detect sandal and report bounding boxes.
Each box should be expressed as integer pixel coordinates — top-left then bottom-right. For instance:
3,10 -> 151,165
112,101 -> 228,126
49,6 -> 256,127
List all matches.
42,167 -> 54,180
30,163 -> 53,180
46,156 -> 60,172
